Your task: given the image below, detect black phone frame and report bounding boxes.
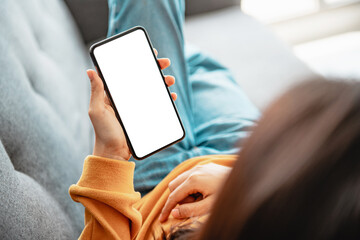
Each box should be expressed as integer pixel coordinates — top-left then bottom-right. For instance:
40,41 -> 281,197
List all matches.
89,26 -> 186,160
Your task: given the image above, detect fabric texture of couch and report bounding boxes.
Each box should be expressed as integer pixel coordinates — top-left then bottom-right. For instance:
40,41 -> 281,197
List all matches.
0,0 -> 92,238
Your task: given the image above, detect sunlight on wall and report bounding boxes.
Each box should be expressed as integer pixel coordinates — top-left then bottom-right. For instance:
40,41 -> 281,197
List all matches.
242,0 -> 360,23
242,0 -> 319,23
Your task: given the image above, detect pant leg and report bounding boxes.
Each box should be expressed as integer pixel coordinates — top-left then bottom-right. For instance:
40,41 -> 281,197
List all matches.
107,0 -> 197,194
186,44 -> 260,154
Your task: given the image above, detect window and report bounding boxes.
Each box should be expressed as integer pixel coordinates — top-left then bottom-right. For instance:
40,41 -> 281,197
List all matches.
242,0 -> 360,23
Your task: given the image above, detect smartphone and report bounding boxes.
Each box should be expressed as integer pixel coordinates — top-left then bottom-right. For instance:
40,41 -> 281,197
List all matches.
89,26 -> 185,160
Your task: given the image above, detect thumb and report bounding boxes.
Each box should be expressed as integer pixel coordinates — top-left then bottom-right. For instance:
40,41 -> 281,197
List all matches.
87,69 -> 104,109
172,196 -> 214,219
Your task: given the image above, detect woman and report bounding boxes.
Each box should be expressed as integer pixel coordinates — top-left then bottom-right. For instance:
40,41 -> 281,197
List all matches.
70,64 -> 360,239
198,79 -> 360,239
70,57 -> 235,239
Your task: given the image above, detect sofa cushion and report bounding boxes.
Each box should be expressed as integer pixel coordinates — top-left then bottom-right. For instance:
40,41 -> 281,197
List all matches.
0,0 -> 92,238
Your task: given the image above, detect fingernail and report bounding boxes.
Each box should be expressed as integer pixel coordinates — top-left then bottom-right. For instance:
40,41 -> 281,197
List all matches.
171,209 -> 180,218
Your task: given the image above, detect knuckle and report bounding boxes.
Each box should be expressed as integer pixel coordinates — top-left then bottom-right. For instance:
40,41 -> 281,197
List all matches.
167,193 -> 175,203
88,106 -> 96,114
88,106 -> 102,118
88,107 -> 95,117
168,182 -> 174,192
188,173 -> 199,182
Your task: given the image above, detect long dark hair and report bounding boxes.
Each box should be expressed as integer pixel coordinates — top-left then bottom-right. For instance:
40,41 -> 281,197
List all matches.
172,79 -> 360,239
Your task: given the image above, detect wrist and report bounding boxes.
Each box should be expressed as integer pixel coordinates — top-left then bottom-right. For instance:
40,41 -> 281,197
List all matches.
93,139 -> 131,161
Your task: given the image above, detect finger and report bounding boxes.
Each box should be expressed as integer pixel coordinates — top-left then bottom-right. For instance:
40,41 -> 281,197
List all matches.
172,196 -> 215,219
160,180 -> 198,222
178,193 -> 203,204
168,170 -> 192,192
158,58 -> 171,70
153,48 -> 158,56
165,75 -> 175,87
171,92 -> 177,101
104,93 -> 112,106
87,70 -> 104,110
178,195 -> 196,205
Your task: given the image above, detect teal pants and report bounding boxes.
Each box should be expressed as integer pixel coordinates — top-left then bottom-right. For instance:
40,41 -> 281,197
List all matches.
108,0 -> 260,195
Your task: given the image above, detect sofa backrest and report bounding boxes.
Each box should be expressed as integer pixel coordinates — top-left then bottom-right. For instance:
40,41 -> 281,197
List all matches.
0,0 -> 92,238
185,0 -> 240,16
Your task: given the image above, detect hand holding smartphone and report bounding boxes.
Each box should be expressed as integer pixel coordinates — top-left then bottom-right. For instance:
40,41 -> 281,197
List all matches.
89,26 -> 185,160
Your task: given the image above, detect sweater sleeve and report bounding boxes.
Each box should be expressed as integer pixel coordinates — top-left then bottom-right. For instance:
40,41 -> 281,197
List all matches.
69,156 -> 142,240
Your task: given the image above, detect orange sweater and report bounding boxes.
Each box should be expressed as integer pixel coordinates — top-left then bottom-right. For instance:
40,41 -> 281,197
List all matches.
69,155 -> 236,240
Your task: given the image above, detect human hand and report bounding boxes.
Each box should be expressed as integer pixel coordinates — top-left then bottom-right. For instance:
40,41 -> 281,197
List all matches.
159,163 -> 231,222
87,49 -> 177,161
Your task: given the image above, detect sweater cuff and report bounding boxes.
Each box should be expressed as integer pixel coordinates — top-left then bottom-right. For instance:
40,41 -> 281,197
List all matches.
76,155 -> 136,193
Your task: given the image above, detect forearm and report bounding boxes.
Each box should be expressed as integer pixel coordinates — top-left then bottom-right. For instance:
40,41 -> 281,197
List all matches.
69,156 -> 142,240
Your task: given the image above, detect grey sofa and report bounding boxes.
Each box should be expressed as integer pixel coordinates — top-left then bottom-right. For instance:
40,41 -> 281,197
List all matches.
0,0 -> 317,239
0,0 -> 94,239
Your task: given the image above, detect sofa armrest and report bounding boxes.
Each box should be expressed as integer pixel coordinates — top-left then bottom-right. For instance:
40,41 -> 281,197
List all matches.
63,0 -> 109,44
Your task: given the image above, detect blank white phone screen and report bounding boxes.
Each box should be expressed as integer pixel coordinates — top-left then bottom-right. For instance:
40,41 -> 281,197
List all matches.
93,29 -> 184,159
